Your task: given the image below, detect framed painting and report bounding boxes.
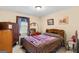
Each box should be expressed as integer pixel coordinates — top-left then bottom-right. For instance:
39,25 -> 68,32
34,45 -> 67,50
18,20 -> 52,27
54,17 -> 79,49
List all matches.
30,22 -> 36,26
59,16 -> 69,24
47,19 -> 54,25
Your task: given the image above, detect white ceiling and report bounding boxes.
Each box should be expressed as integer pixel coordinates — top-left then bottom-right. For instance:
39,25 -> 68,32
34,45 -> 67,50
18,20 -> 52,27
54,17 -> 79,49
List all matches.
0,6 -> 73,16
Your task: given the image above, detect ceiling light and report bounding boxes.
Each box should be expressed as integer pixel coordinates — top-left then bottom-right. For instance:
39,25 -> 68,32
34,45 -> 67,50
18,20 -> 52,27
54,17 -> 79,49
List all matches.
35,6 -> 42,10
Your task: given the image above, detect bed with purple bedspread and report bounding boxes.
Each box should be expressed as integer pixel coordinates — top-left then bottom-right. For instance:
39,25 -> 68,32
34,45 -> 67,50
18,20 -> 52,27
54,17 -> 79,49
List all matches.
21,33 -> 64,53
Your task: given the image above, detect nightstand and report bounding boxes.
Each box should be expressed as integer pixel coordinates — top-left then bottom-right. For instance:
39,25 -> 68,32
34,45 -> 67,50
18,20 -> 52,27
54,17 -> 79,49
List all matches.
68,41 -> 76,52
77,39 -> 79,53
19,34 -> 27,45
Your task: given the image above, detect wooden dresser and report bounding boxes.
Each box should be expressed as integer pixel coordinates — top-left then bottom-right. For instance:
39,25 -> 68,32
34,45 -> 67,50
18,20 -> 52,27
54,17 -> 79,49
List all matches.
0,22 -> 19,45
0,30 -> 12,53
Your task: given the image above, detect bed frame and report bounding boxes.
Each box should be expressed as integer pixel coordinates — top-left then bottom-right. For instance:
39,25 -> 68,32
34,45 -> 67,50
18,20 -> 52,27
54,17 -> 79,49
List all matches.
21,29 -> 65,53
46,29 -> 64,38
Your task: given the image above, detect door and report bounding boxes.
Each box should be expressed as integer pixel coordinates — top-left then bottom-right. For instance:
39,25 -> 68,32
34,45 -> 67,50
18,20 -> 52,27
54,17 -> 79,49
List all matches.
16,16 -> 30,37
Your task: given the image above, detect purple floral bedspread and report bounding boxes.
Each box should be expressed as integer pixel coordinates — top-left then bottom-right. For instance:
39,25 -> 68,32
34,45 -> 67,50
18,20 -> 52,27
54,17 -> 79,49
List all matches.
25,35 -> 60,47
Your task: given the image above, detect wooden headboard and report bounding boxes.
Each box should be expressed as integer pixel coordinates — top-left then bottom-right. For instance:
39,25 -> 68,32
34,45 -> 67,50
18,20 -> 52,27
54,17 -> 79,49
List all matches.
46,29 -> 65,38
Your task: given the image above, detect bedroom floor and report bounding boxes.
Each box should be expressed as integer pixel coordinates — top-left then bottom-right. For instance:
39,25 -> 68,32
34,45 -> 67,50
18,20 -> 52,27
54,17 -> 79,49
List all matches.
13,44 -> 73,53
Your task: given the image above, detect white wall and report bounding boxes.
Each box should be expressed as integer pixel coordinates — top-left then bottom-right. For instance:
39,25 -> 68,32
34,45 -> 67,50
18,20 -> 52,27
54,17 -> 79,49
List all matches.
41,7 -> 79,40
0,10 -> 40,32
1,7 -> 79,41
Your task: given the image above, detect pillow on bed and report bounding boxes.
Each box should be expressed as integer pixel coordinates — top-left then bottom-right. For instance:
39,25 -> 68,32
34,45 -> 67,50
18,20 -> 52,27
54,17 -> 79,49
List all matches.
44,33 -> 63,39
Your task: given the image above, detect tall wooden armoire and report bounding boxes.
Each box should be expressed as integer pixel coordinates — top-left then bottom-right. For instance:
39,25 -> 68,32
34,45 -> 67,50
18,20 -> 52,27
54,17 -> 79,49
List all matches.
0,22 -> 19,45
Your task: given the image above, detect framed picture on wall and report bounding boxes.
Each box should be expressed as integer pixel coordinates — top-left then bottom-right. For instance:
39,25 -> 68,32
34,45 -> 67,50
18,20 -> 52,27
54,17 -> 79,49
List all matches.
30,22 -> 36,26
47,19 -> 54,25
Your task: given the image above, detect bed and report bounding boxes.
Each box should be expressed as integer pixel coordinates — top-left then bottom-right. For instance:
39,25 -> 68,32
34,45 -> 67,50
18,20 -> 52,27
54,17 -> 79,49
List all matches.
21,29 -> 65,53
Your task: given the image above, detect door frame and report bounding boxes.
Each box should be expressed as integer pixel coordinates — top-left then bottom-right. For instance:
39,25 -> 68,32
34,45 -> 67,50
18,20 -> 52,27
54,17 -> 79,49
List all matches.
16,16 -> 30,36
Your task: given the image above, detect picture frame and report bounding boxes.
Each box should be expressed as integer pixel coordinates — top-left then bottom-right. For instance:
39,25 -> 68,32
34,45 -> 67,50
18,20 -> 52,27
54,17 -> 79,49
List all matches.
30,22 -> 36,26
59,16 -> 69,24
47,19 -> 54,25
